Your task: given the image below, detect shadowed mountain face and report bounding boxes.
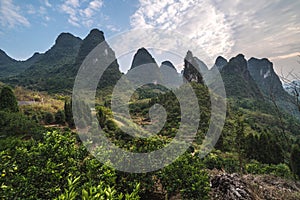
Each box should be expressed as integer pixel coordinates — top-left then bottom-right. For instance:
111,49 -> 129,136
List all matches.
248,57 -> 288,99
62,28 -> 122,90
160,61 -> 182,88
127,48 -> 162,85
220,54 -> 264,99
130,48 -> 158,70
213,56 -> 228,71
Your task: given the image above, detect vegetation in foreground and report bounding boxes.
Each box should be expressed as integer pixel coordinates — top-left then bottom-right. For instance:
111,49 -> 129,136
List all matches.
0,83 -> 300,199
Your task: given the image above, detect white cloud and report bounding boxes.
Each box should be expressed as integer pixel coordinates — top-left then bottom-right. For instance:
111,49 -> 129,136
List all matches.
130,0 -> 300,69
66,0 -> 80,8
0,0 -> 30,28
44,0 -> 52,7
210,0 -> 300,76
106,24 -> 121,32
60,0 -> 104,28
211,0 -> 300,58
270,52 -> 300,61
130,0 -> 235,66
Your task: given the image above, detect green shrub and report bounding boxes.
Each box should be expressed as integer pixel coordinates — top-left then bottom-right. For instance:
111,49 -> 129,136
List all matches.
55,110 -> 65,125
245,161 -> 293,179
160,154 -> 210,199
0,111 -> 43,137
44,112 -> 55,124
203,151 -> 240,173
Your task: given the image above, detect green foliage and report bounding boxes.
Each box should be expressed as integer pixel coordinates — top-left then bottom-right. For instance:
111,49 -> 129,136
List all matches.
290,144 -> 300,179
244,132 -> 284,165
97,106 -> 108,127
0,130 -> 142,199
64,99 -> 74,128
0,111 -> 43,137
245,161 -> 293,179
203,151 -> 240,173
44,112 -> 55,125
0,86 -> 19,112
56,177 -> 140,200
160,154 -> 210,199
55,110 -> 66,125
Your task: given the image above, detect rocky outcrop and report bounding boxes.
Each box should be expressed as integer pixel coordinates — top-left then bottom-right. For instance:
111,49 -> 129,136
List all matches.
182,51 -> 204,84
211,173 -> 254,200
210,171 -> 300,200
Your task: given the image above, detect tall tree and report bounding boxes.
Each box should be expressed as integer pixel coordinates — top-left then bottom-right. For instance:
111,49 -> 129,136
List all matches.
235,115 -> 246,174
0,86 -> 19,112
291,144 -> 300,179
64,99 -> 74,128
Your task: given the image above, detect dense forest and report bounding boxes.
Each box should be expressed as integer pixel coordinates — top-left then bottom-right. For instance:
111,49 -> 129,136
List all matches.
1,29 -> 300,199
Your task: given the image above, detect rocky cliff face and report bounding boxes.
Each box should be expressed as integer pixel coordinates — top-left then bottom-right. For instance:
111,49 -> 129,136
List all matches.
248,57 -> 287,99
182,51 -> 204,84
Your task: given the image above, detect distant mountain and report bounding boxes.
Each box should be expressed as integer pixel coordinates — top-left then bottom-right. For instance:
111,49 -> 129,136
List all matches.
160,60 -> 182,88
3,29 -> 122,93
6,32 -> 82,91
127,47 -> 162,85
220,54 -> 264,99
62,28 -> 122,90
284,80 -> 300,95
0,50 -> 41,78
248,57 -> 288,99
0,49 -> 19,78
182,51 -> 204,84
213,56 -> 228,71
194,57 -> 209,75
0,49 -> 16,65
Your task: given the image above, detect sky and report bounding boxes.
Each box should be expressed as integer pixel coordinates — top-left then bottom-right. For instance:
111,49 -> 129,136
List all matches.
0,0 -> 299,78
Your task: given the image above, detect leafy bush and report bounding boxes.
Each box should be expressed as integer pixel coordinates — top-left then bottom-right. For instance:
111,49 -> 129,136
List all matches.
160,154 -> 210,199
0,86 -> 19,112
44,112 -> 55,124
55,110 -> 65,125
203,151 -> 240,173
245,161 -> 293,179
0,111 -> 43,137
0,130 -> 141,199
